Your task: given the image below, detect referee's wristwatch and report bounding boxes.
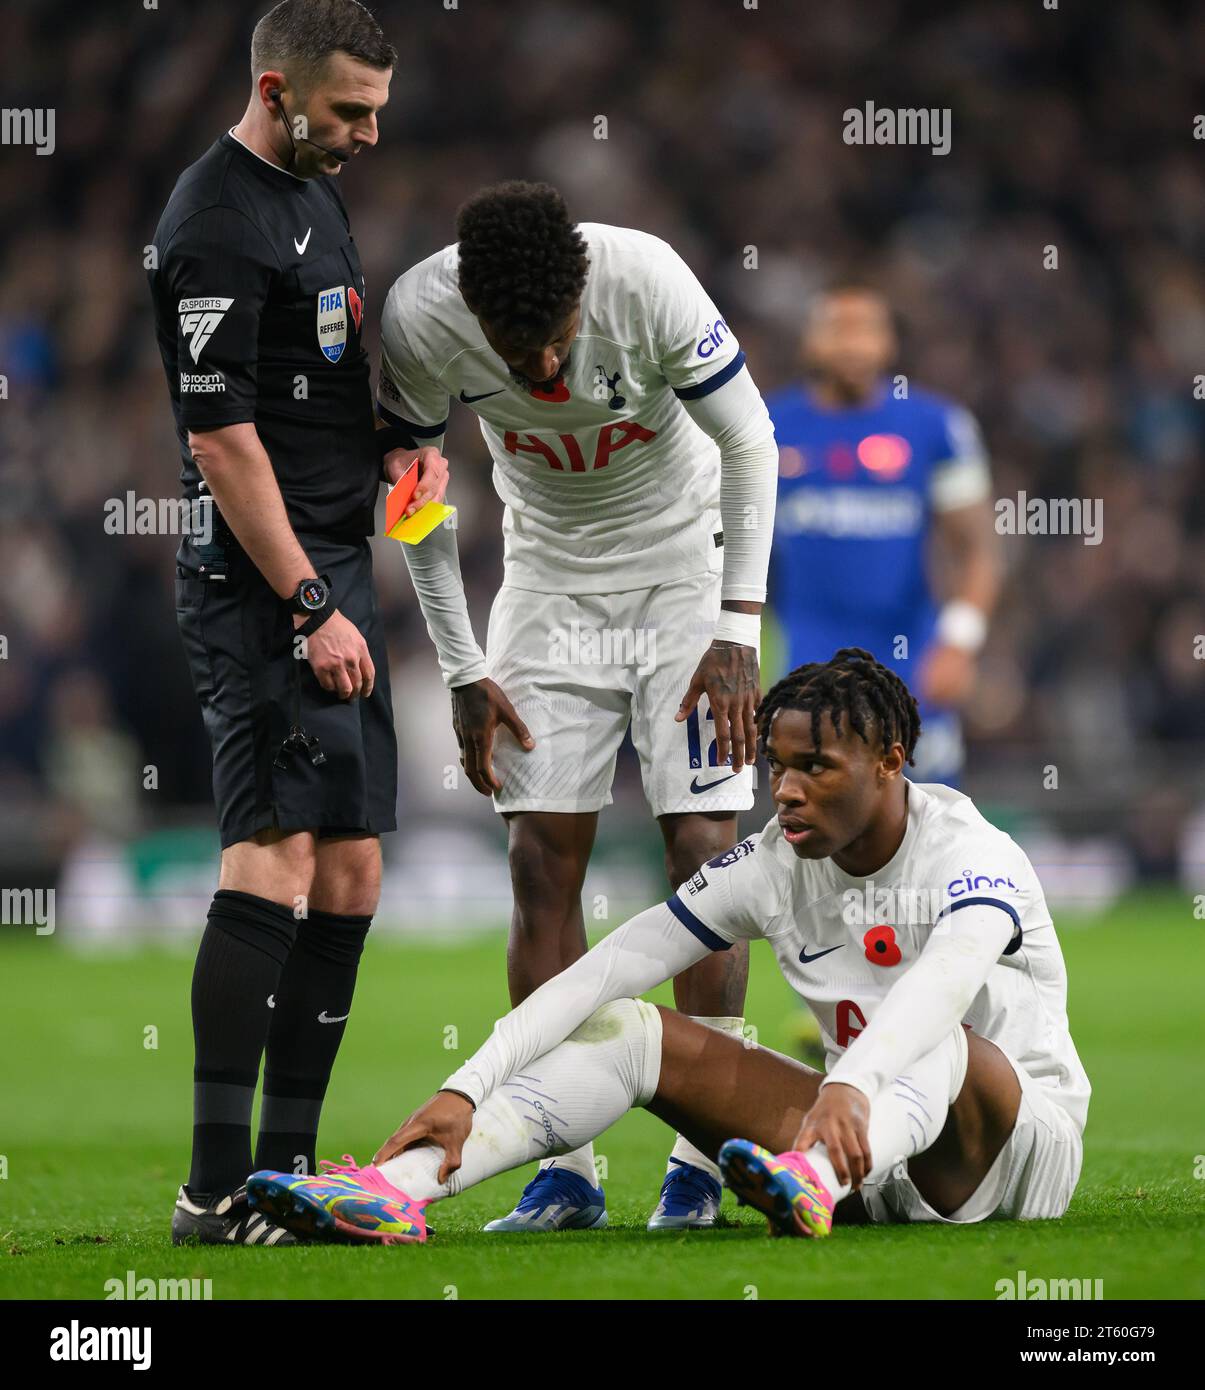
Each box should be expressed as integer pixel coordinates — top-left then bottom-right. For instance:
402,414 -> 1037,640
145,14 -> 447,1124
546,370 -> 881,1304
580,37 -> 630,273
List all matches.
289,575 -> 334,637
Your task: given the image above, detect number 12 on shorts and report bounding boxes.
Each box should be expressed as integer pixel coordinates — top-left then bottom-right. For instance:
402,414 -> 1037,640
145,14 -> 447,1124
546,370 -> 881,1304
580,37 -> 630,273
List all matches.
685,705 -> 730,770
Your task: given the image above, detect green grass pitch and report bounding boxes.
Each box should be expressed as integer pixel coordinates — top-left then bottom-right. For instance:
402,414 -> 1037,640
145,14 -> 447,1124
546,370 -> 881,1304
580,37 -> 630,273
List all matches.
1,894 -> 1201,1300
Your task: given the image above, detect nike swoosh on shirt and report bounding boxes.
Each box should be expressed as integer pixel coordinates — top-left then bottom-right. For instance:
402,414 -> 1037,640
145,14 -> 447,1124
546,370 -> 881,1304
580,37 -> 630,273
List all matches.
459,388 -> 504,403
317,1010 -> 350,1024
294,227 -> 312,254
798,944 -> 844,965
689,771 -> 743,794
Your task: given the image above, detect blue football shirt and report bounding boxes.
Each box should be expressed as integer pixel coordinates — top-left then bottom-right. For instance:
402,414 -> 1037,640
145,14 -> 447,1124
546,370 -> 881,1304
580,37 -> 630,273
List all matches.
766,380 -> 990,777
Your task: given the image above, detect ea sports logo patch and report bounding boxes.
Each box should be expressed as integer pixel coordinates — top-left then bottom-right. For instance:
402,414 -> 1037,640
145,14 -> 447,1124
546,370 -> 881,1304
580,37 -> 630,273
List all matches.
178,297 -> 233,364
317,285 -> 347,363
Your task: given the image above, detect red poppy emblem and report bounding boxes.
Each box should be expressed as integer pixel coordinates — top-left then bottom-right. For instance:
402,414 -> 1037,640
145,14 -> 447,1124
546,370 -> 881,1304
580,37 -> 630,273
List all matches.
863,924 -> 901,967
530,377 -> 571,403
347,285 -> 363,332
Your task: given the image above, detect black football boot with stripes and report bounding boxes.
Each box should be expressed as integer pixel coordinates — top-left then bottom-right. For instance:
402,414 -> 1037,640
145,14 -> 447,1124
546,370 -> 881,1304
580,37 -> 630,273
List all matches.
171,1183 -> 298,1246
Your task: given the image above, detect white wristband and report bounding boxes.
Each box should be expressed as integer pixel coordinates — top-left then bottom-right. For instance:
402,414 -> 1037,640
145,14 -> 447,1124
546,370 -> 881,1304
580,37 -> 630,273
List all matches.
713,610 -> 761,648
936,600 -> 988,654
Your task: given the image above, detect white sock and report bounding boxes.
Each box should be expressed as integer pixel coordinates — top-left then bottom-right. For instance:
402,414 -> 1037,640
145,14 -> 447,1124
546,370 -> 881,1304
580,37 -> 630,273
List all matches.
804,1026 -> 967,1204
377,998 -> 663,1204
666,1015 -> 746,1182
538,1145 -> 598,1186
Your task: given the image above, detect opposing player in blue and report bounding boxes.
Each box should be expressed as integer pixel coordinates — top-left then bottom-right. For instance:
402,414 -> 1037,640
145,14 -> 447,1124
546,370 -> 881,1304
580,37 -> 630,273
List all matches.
766,285 -> 1000,788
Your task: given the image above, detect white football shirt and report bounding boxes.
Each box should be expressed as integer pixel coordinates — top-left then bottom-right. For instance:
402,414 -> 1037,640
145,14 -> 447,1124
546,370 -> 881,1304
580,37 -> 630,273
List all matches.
667,780 -> 1091,1131
377,223 -> 750,592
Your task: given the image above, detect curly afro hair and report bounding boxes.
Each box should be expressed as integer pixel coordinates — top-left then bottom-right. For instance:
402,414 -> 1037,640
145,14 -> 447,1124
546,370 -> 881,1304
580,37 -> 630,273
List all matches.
455,181 -> 590,346
757,647 -> 922,764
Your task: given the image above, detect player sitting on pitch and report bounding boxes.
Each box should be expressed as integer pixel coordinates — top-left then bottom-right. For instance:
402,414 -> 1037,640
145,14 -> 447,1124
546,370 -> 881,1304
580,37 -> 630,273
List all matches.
247,649 -> 1090,1243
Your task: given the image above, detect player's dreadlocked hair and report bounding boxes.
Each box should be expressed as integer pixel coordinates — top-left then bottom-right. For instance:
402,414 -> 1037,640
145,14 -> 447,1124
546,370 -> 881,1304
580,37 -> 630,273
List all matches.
455,181 -> 590,346
757,648 -> 921,765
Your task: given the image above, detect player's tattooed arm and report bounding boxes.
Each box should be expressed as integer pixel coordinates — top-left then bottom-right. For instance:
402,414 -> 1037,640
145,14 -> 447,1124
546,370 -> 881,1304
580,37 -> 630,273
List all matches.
373,1090 -> 475,1179
451,679 -> 535,795
675,606 -> 761,769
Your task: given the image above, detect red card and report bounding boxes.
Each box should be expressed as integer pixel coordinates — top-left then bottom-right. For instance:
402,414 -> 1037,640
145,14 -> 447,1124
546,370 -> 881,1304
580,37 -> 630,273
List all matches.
385,459 -> 418,534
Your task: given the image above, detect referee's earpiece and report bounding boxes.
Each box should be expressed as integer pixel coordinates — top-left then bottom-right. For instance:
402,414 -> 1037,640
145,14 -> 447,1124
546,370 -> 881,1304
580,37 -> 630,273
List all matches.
264,86 -> 351,165
266,86 -> 299,170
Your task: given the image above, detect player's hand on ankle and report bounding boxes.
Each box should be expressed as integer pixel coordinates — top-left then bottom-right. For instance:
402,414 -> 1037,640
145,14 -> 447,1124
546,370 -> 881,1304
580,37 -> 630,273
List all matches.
451,678 -> 534,796
373,1090 -> 475,1182
301,609 -> 374,700
793,1083 -> 873,1190
675,643 -> 761,770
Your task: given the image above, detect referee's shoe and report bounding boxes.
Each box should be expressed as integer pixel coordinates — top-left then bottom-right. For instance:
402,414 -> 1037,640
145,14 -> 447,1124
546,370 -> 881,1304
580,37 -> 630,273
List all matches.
171,1182 -> 297,1246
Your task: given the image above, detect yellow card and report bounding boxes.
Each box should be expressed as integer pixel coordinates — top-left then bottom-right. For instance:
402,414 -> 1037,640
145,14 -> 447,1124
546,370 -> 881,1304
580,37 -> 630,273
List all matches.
386,500 -> 456,545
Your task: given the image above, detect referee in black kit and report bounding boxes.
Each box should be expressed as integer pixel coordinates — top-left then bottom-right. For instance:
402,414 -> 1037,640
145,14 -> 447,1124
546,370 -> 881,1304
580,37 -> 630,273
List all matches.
149,0 -> 447,1244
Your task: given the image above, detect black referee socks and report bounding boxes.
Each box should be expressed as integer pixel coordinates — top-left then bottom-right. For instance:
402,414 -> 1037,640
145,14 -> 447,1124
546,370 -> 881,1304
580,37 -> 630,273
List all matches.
253,907 -> 372,1178
189,890 -> 298,1197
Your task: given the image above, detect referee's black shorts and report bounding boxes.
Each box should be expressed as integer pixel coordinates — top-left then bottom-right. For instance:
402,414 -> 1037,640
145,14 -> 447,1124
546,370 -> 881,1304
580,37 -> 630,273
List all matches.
175,532 -> 397,849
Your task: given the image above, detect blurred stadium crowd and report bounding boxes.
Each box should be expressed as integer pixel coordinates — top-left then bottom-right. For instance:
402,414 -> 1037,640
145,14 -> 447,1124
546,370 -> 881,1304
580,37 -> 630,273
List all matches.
1,0 -> 1203,922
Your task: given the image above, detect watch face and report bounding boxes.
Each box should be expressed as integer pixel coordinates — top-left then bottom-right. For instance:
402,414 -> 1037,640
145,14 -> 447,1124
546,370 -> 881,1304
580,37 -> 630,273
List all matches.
299,579 -> 327,611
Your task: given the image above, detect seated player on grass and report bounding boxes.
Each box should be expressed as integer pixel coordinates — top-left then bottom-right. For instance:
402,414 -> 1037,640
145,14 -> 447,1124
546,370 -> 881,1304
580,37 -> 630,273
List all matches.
247,648 -> 1090,1243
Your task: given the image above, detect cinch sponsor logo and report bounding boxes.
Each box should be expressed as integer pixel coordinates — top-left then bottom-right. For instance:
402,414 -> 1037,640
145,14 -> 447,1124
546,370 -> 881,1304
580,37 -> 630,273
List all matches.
707,839 -> 756,869
947,870 -> 1018,899
696,319 -> 730,359
180,371 -> 226,394
49,1321 -> 151,1370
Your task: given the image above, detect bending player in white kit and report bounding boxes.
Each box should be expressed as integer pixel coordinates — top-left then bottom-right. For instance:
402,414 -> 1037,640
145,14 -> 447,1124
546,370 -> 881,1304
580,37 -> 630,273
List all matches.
248,649 -> 1091,1243
375,181 -> 779,1230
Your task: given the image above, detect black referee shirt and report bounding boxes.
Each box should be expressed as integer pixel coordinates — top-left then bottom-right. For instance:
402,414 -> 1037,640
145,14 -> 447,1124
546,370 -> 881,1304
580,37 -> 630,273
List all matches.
149,131 -> 377,538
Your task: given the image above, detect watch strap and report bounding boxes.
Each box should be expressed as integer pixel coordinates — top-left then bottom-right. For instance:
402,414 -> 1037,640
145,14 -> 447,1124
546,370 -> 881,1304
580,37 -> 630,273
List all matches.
297,604 -> 335,639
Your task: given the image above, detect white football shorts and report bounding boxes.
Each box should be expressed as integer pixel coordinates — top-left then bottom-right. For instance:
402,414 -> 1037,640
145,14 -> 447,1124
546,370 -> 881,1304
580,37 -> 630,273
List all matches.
484,569 -> 756,817
859,1045 -> 1084,1225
